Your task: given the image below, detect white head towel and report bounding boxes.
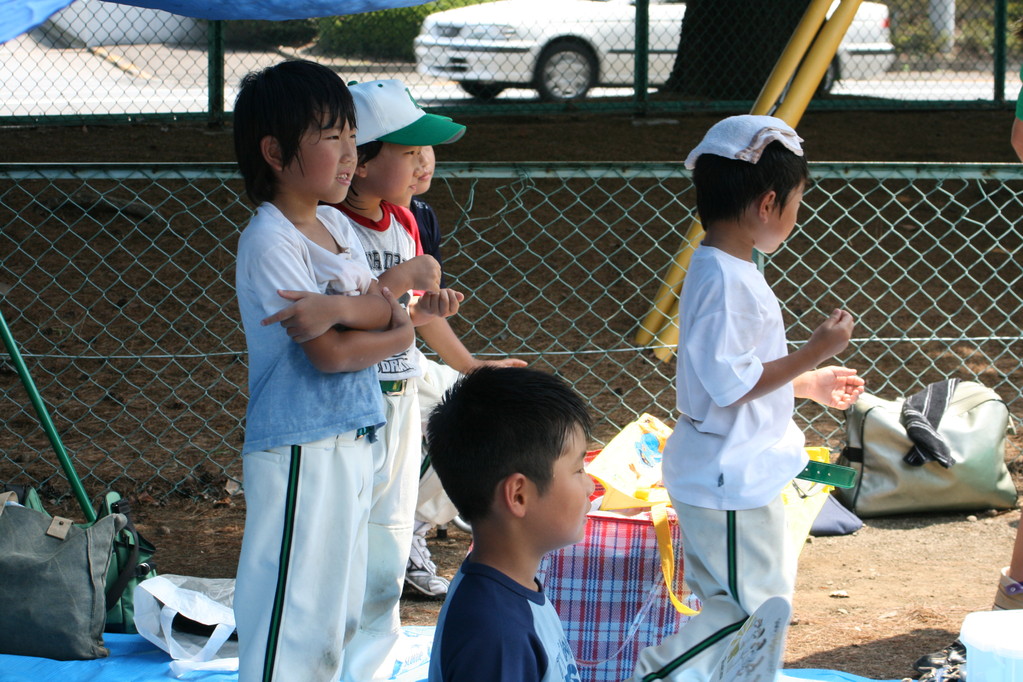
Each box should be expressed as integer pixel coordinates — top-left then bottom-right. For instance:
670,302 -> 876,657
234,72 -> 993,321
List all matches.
685,115 -> 804,170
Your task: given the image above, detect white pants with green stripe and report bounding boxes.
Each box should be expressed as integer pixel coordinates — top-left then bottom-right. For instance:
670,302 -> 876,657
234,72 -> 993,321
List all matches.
629,494 -> 796,682
414,358 -> 461,526
235,395 -> 419,682
344,389 -> 420,680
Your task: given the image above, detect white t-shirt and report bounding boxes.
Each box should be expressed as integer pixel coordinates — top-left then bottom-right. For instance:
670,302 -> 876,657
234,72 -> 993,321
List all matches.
234,203 -> 383,454
661,245 -> 807,510
334,202 -> 422,382
301,213 -> 376,297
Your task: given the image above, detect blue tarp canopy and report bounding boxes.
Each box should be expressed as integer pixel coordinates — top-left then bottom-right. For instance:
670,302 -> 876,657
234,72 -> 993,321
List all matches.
1,0 -> 78,43
1,0 -> 431,44
102,0 -> 430,20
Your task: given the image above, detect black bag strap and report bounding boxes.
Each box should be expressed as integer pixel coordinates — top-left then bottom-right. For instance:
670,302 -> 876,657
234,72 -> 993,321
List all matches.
104,497 -> 148,612
2,483 -> 29,505
840,446 -> 864,463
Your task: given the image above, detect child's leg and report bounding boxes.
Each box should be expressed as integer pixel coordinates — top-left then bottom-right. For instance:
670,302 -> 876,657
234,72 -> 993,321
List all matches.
343,387 -> 421,681
414,358 -> 462,527
235,431 -> 375,682
415,357 -> 461,426
994,511 -> 1023,610
629,495 -> 795,682
1008,511 -> 1023,584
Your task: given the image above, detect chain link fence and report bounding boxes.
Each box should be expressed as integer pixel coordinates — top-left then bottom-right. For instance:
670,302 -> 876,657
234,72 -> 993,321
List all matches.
0,161 -> 1020,501
2,0 -> 1023,125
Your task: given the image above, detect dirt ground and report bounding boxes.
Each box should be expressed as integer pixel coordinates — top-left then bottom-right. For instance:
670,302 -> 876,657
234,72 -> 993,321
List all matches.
3,106 -> 1022,681
1,108 -> 1020,165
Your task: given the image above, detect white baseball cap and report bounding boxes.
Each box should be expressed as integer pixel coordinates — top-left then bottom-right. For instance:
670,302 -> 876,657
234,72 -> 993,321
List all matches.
684,115 -> 803,170
349,79 -> 466,147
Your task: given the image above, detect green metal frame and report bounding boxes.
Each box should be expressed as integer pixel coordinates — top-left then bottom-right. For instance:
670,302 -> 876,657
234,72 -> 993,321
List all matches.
0,303 -> 96,521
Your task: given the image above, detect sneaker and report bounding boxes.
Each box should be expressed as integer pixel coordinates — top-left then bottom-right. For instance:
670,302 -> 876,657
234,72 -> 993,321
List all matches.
994,566 -> 1023,610
916,663 -> 965,682
404,533 -> 449,599
913,639 -> 966,674
709,596 -> 791,682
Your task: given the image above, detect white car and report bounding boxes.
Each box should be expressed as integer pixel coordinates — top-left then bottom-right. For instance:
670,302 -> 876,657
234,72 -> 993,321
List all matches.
415,0 -> 895,102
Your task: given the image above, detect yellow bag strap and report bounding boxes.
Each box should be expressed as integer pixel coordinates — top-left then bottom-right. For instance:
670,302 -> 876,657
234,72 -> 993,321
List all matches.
634,486 -> 671,504
650,503 -> 699,615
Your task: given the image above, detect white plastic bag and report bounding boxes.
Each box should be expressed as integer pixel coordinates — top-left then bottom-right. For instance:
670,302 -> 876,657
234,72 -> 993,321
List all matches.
134,574 -> 238,675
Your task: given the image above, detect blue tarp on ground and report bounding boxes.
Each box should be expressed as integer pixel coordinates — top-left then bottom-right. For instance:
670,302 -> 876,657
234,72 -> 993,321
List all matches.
0,629 -> 901,682
782,671 -> 900,682
0,628 -> 433,682
1,0 -> 432,45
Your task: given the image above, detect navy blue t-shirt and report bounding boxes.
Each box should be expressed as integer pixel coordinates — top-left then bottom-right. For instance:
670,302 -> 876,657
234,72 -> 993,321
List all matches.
411,197 -> 445,288
429,558 -> 581,682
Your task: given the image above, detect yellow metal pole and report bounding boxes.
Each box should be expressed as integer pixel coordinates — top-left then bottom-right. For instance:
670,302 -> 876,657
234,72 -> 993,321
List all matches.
641,0 -> 862,359
634,219 -> 701,348
775,0 -> 864,126
751,0 -> 834,116
651,295 -> 680,363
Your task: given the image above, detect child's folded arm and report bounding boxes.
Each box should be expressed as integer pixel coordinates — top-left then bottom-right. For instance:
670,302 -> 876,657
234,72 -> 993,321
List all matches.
260,287 -> 392,343
408,288 -> 464,327
300,288 -> 414,373
418,317 -> 526,373
733,308 -> 855,407
377,254 -> 441,293
300,327 -> 409,373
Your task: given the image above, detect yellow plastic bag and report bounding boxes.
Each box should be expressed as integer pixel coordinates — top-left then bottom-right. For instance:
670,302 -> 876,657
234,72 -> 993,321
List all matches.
585,415 -> 694,614
586,413 -> 673,511
781,446 -> 834,559
587,417 -> 834,610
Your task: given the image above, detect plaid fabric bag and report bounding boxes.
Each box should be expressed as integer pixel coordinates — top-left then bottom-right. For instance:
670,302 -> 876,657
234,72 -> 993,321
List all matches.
537,506 -> 701,682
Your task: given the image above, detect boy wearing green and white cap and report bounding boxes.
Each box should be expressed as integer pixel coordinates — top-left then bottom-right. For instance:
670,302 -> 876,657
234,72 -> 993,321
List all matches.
337,78 -> 467,681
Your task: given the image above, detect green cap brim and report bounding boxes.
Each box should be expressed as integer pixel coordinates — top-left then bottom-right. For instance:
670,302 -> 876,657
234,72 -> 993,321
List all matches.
377,114 -> 466,146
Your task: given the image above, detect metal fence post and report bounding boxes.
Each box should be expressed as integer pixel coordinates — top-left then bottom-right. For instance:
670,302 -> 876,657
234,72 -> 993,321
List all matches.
208,20 -> 225,127
633,0 -> 650,113
995,0 -> 1007,104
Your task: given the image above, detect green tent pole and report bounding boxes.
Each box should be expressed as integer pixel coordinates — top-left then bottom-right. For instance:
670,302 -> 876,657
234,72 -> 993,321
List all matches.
0,305 -> 96,522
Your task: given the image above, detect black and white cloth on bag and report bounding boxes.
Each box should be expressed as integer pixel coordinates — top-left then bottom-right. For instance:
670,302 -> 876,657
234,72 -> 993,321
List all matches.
900,378 -> 959,468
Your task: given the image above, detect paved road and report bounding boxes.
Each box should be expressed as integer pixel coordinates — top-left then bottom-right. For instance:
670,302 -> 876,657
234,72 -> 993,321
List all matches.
1,29 -> 1018,121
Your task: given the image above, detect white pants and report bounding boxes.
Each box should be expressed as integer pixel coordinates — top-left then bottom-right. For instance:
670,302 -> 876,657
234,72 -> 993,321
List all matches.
235,386 -> 421,682
629,494 -> 796,682
343,386 -> 421,681
235,430 -> 375,682
413,359 -> 461,527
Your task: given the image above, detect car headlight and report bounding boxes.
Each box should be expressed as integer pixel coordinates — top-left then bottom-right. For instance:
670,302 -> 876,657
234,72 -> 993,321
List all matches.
463,24 -> 518,41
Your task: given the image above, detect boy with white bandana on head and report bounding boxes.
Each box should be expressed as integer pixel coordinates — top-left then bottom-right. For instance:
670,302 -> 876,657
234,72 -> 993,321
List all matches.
629,115 -> 865,682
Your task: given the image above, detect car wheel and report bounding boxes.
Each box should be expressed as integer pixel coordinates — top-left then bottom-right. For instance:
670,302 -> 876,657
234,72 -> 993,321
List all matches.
535,41 -> 596,102
458,82 -> 505,101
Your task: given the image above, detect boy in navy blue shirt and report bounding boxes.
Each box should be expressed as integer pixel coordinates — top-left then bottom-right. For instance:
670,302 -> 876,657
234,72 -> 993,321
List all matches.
426,367 -> 591,682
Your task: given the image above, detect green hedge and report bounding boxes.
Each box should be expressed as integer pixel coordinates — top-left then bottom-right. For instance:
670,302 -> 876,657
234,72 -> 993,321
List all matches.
317,0 -> 488,61
887,0 -> 1023,60
223,19 -> 319,49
